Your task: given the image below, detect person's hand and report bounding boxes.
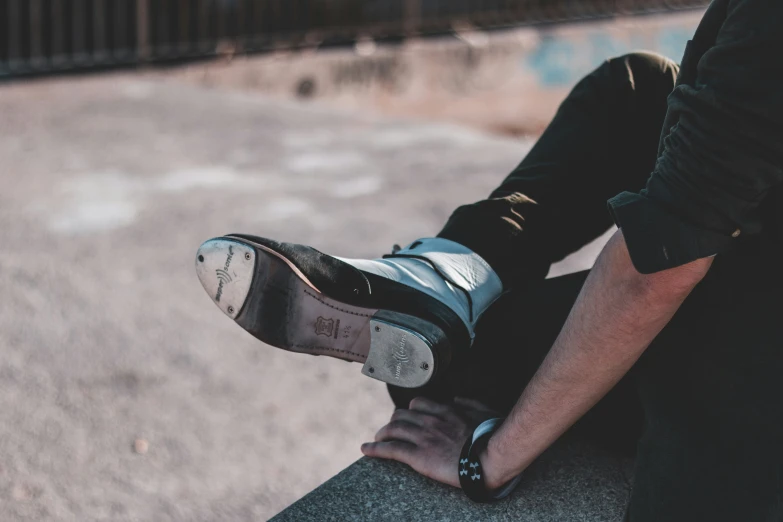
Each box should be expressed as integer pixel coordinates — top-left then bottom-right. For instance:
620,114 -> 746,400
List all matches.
361,396 -> 500,488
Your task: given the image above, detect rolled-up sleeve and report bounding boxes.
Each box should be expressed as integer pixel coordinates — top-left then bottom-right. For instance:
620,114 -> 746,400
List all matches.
608,0 -> 783,274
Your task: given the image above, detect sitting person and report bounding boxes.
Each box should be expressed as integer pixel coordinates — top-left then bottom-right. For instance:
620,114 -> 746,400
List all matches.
195,2 -> 783,519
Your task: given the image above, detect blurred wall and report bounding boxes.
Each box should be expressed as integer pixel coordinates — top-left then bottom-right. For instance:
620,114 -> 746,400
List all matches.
1,0 -> 708,80
165,9 -> 704,135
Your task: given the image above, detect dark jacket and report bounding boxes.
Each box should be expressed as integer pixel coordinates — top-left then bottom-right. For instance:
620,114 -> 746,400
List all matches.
609,0 -> 783,273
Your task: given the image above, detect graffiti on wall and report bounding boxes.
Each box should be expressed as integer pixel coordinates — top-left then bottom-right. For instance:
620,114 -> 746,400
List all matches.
331,56 -> 409,93
300,14 -> 702,99
526,25 -> 698,88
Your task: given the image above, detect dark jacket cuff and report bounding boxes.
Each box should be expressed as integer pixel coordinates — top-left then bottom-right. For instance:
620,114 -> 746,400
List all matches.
607,192 -> 735,274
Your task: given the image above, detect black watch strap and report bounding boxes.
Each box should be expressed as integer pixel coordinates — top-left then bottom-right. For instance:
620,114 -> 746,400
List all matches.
458,418 -> 524,503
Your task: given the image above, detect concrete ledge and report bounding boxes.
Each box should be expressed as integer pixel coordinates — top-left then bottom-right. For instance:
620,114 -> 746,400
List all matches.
273,439 -> 633,521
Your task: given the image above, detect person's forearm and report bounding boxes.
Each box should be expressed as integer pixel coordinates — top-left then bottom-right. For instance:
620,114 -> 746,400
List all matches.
482,230 -> 712,488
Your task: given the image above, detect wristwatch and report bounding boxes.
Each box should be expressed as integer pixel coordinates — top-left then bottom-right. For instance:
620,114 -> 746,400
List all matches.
458,418 -> 525,503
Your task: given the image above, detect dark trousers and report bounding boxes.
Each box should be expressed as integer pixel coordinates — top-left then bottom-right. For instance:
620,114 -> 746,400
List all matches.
389,53 -> 783,521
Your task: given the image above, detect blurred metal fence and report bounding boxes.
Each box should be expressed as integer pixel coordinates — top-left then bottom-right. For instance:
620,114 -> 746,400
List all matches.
0,0 -> 709,79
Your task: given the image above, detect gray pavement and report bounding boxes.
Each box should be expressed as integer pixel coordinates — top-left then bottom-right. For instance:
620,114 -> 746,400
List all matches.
0,73 -> 610,521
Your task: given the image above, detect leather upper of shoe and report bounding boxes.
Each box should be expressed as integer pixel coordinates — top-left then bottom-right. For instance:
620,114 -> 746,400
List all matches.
337,238 -> 503,340
225,233 -> 475,350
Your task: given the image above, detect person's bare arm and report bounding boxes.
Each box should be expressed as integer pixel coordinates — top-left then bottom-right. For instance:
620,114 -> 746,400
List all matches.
363,229 -> 712,490
482,229 -> 712,488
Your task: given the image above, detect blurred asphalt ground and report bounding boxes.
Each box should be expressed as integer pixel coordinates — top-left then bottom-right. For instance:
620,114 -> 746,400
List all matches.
0,73 -> 606,521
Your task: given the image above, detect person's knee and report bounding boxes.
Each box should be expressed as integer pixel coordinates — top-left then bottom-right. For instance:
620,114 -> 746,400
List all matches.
582,52 -> 678,116
615,51 -> 677,74
607,52 -> 679,103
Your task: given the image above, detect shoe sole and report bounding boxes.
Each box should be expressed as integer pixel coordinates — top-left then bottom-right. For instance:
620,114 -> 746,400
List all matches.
196,236 -> 441,388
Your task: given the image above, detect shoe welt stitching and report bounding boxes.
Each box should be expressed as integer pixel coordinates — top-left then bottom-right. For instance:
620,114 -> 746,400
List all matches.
292,344 -> 367,359
303,288 -> 373,318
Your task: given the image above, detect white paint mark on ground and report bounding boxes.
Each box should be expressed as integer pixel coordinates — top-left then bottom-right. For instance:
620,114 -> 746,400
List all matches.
259,198 -> 311,221
36,166 -> 285,235
50,200 -> 138,234
283,125 -> 504,155
285,152 -> 368,174
43,171 -> 138,234
329,176 -> 383,199
120,82 -> 155,100
155,167 -> 260,192
282,131 -> 336,149
379,125 -> 506,148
